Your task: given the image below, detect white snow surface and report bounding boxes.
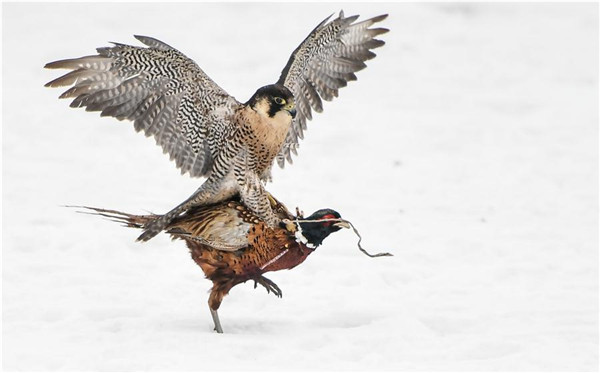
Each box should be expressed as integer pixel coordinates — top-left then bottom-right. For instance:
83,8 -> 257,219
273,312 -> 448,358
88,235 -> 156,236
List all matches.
2,2 -> 598,371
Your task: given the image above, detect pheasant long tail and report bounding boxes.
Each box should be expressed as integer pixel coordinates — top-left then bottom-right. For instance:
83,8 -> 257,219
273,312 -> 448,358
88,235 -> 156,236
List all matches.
71,205 -> 155,229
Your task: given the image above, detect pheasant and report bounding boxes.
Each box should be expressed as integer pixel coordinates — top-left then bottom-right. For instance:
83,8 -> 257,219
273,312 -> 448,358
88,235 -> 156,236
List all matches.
81,194 -> 349,333
45,11 -> 388,241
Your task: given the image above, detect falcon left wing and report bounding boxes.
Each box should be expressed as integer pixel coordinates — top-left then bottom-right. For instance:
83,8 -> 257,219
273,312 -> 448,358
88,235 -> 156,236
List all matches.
45,35 -> 239,178
275,11 -> 388,168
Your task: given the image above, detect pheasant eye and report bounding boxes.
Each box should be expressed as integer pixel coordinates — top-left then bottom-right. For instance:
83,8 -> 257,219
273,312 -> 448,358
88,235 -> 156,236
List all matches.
273,97 -> 286,105
320,213 -> 337,227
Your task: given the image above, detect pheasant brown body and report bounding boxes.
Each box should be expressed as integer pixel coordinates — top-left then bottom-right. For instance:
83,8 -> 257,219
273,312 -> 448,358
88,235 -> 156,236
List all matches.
185,204 -> 314,311
172,199 -> 310,311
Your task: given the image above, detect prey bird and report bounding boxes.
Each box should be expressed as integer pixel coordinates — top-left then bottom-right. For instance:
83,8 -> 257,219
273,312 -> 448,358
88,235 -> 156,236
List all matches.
80,194 -> 349,333
46,11 -> 388,241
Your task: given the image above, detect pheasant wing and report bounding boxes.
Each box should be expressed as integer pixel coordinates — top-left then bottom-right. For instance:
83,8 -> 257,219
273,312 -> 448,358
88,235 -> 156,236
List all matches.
45,35 -> 239,178
168,195 -> 294,252
275,11 -> 388,168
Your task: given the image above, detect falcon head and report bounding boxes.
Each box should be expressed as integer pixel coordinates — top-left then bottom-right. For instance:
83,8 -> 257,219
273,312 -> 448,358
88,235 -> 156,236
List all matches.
247,84 -> 296,119
296,209 -> 349,248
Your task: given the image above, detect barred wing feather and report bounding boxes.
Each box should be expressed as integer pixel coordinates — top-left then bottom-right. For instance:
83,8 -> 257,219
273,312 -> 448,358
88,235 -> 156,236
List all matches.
275,11 -> 388,168
45,35 -> 239,178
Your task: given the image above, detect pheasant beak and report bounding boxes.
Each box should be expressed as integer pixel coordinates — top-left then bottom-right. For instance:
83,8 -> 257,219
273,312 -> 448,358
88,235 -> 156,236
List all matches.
284,103 -> 296,118
333,221 -> 351,229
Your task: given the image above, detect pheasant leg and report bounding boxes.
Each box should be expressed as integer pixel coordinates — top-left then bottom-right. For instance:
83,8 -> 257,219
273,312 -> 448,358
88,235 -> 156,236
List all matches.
210,308 -> 224,334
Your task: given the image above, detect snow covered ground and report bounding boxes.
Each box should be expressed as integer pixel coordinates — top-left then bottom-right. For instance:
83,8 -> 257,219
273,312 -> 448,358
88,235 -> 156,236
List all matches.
2,2 -> 598,371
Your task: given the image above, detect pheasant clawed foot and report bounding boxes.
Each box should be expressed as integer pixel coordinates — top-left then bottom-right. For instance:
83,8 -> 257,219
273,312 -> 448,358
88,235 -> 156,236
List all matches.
253,276 -> 282,298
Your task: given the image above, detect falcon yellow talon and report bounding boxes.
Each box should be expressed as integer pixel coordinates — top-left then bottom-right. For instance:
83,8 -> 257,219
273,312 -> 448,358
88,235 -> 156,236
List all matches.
282,219 -> 297,233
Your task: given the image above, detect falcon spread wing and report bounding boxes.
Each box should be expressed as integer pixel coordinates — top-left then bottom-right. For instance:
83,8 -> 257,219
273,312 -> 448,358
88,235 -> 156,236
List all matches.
45,35 -> 239,178
276,11 -> 389,168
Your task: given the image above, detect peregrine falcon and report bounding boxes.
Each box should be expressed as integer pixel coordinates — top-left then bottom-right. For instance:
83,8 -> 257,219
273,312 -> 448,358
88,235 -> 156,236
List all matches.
45,10 -> 388,241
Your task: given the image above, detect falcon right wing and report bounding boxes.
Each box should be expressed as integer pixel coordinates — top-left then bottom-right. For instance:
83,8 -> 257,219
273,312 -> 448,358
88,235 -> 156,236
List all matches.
275,11 -> 388,168
45,35 -> 239,178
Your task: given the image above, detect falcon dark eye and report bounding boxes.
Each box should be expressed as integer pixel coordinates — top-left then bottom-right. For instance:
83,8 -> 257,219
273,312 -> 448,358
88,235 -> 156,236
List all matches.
273,97 -> 286,105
